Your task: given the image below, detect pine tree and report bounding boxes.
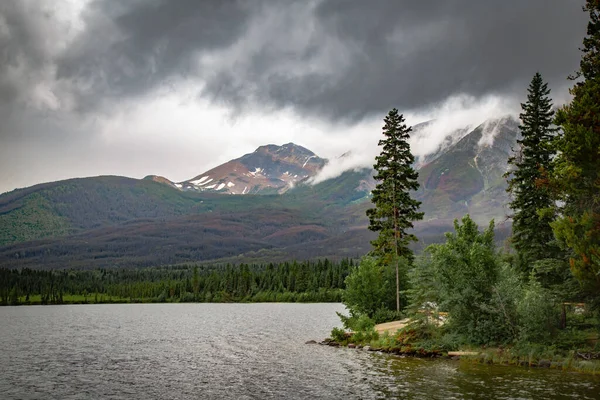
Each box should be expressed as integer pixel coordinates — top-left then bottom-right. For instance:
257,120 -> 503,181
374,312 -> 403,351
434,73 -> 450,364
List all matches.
506,72 -> 559,272
192,265 -> 199,300
367,108 -> 424,311
552,0 -> 600,297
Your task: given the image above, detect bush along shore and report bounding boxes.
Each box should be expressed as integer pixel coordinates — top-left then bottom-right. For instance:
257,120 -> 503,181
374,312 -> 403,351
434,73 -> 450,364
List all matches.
311,316 -> 600,375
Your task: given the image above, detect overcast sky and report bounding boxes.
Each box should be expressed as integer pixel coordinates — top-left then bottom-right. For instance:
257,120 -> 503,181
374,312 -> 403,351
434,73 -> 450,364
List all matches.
0,0 -> 588,193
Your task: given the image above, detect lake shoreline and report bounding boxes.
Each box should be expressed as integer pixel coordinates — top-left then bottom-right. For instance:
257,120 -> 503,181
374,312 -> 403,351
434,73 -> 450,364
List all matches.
1,299 -> 343,306
313,338 -> 600,375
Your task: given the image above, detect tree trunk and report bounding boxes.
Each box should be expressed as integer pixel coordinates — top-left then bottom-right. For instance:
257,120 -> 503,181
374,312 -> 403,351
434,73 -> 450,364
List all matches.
560,303 -> 567,329
393,184 -> 400,312
395,249 -> 399,312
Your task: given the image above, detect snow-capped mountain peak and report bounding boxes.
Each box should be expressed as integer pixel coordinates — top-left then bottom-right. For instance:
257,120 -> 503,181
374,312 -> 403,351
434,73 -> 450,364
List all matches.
179,143 -> 326,194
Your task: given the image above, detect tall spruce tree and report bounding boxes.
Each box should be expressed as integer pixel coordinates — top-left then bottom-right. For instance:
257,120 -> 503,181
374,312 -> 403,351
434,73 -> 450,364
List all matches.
552,0 -> 600,298
506,72 -> 559,272
367,108 -> 424,311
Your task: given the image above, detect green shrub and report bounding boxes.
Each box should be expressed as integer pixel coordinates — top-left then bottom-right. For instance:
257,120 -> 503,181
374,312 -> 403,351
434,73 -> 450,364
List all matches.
342,256 -> 394,317
435,332 -> 466,352
373,308 -> 404,324
517,277 -> 559,344
330,327 -> 347,343
555,328 -> 594,351
427,216 -> 512,344
338,312 -> 375,332
351,329 -> 379,344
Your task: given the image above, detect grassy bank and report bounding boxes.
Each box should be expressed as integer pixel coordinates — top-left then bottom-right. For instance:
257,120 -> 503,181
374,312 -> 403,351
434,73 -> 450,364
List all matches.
460,347 -> 600,374
7,290 -> 344,305
327,317 -> 600,375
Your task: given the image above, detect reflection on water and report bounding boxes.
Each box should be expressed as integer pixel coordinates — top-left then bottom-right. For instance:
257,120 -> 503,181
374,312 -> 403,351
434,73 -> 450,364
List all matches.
0,303 -> 598,399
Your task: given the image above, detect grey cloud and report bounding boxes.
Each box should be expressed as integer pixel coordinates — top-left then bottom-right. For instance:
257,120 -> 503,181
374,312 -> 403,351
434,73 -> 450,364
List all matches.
54,0 -> 257,112
0,2 -> 53,104
253,0 -> 587,120
1,0 -> 587,122
132,0 -> 586,121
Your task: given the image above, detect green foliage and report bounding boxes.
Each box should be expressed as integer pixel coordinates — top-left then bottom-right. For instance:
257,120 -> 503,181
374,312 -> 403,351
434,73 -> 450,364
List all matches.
506,72 -> 560,273
551,213 -> 600,297
405,256 -> 439,319
0,258 -> 352,305
342,256 -> 398,317
552,1 -> 600,302
367,108 -> 423,262
0,193 -> 71,246
574,1 -> 600,82
488,263 -> 522,340
330,327 -> 347,343
532,258 -> 580,302
425,215 -> 516,344
516,277 -> 560,344
412,330 -> 466,353
372,308 -> 404,324
350,328 -> 380,344
338,312 -> 376,332
337,313 -> 379,343
434,332 -> 466,352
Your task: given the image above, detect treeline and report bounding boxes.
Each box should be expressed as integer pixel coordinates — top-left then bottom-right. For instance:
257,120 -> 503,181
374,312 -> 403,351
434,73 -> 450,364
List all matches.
0,258 -> 353,305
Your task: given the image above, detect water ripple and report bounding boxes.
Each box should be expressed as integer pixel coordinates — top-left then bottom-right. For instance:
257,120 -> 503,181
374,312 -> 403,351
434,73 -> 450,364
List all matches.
1,304 -> 599,399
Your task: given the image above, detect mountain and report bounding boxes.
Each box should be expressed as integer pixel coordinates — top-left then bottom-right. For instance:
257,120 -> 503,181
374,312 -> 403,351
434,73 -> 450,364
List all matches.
0,173 -> 375,269
178,143 -> 326,194
415,115 -> 518,223
0,116 -> 518,269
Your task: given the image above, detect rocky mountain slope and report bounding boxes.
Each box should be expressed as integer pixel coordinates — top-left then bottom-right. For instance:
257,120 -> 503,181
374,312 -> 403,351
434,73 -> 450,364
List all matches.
174,143 -> 325,195
415,115 -> 519,224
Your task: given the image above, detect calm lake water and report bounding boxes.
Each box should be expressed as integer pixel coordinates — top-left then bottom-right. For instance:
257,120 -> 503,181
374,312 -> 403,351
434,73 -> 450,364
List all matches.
1,303 -> 599,399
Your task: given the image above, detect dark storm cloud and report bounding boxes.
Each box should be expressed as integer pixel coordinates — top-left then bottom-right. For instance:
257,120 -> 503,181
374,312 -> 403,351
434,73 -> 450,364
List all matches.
0,2 -> 53,103
301,0 -> 588,118
210,0 -> 587,120
54,0 -> 257,111
0,0 -> 589,120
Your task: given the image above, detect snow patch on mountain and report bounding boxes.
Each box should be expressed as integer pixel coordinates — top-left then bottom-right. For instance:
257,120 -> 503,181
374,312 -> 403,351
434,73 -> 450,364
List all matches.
190,176 -> 210,185
197,178 -> 213,186
302,155 -> 316,168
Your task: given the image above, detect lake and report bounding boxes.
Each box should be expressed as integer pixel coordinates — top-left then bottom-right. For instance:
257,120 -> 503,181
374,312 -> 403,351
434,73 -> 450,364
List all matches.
1,303 -> 598,399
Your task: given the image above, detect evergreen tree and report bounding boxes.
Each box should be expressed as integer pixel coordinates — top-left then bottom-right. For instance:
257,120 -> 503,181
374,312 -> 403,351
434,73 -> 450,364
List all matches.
506,72 -> 559,272
192,266 -> 199,300
552,1 -> 600,298
367,108 -> 424,311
